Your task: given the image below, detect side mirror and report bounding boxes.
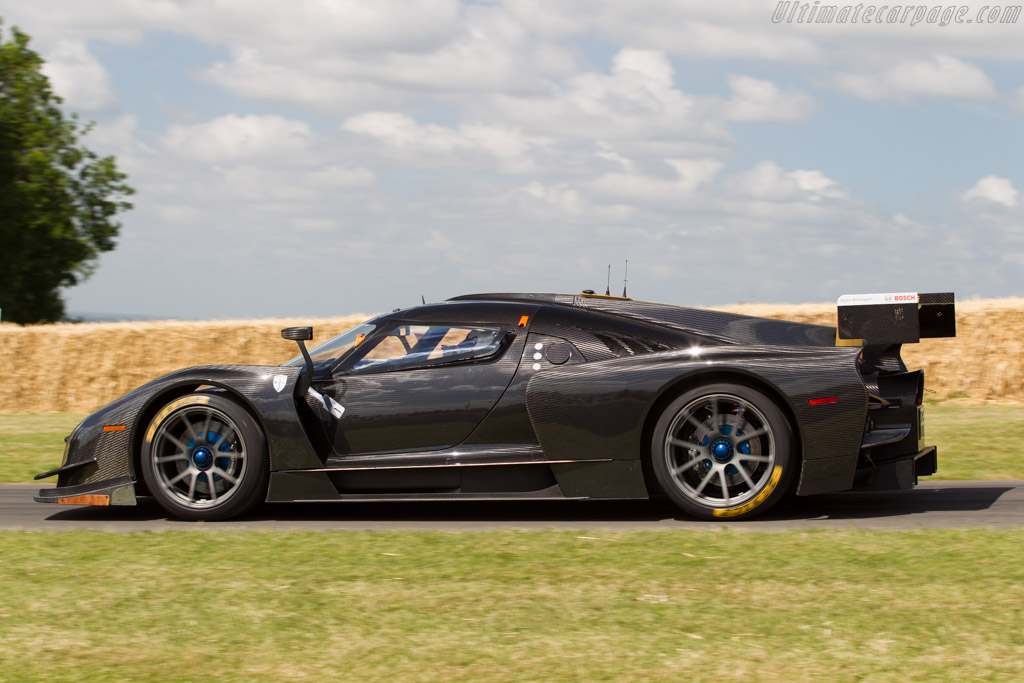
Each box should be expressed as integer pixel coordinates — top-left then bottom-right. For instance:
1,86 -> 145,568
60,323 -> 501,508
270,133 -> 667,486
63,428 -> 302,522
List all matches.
282,327 -> 313,341
281,327 -> 314,397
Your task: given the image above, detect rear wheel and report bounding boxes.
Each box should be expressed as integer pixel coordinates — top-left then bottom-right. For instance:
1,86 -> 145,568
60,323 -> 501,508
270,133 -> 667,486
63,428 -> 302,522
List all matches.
651,383 -> 794,520
140,393 -> 267,521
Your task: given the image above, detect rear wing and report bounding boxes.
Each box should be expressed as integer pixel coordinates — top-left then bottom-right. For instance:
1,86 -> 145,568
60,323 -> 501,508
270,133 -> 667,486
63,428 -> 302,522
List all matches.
836,292 -> 955,346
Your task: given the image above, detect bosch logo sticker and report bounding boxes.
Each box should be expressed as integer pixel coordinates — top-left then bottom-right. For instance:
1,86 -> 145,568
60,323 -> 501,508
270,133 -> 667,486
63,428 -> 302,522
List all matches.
838,292 -> 918,306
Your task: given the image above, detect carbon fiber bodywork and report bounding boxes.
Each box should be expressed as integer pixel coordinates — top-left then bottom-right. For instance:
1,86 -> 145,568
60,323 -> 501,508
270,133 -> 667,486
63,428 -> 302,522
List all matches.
38,292 -> 950,513
39,365 -> 320,499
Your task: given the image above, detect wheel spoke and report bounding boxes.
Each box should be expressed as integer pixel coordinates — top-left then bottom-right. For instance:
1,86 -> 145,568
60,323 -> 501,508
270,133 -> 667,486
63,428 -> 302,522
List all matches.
212,467 -> 238,485
216,425 -> 236,451
737,454 -> 770,463
179,413 -> 199,441
670,454 -> 705,476
201,411 -> 213,443
693,467 -> 716,496
187,472 -> 198,501
736,463 -> 757,490
207,472 -> 218,502
157,452 -> 188,464
737,427 -> 768,443
165,433 -> 190,451
669,437 -> 706,452
682,413 -> 709,438
718,469 -> 730,504
167,468 -> 192,486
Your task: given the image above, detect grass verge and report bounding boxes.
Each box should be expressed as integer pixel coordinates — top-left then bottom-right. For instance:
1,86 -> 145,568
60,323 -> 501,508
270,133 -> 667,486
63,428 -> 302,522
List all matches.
1,405 -> 1021,484
0,413 -> 86,483
1,529 -> 1022,682
920,404 -> 1024,480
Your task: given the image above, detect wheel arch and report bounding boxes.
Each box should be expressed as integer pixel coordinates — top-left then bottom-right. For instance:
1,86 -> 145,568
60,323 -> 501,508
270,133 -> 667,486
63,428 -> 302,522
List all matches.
638,369 -> 803,496
130,381 -> 269,494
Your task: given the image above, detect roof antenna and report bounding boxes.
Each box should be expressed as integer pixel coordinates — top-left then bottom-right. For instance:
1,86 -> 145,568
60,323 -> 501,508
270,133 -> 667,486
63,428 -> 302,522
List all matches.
421,295 -> 426,305
622,259 -> 628,298
605,265 -> 611,296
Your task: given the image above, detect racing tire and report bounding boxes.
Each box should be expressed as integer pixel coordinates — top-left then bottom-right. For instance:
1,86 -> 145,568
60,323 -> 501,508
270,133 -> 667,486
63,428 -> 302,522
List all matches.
140,393 -> 268,521
651,383 -> 794,520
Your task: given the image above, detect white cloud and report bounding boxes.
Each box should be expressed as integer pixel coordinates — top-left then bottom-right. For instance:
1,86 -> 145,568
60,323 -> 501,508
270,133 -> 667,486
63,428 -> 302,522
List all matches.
8,0 -> 1021,316
590,158 -> 725,207
200,2 -> 577,111
307,165 -> 376,189
631,20 -> 823,62
482,49 -> 728,144
40,40 -> 116,111
834,56 -> 997,101
963,175 -> 1019,207
342,112 -> 551,173
728,161 -> 848,202
203,48 -> 401,113
162,115 -> 312,163
504,2 -> 823,62
1011,86 -> 1024,112
722,75 -> 816,122
343,112 -> 469,151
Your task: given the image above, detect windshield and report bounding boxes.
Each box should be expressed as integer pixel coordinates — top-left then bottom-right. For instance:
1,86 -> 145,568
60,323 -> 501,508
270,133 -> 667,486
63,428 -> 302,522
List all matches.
282,322 -> 377,369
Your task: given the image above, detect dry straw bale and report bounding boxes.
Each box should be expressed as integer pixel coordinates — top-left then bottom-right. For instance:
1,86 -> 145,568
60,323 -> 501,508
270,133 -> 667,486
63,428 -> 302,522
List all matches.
0,315 -> 369,413
1,299 -> 1021,413
717,298 -> 1024,406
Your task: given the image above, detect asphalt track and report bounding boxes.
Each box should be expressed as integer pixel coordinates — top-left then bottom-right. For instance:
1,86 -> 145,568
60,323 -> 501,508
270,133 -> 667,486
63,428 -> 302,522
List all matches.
2,481 -> 1023,531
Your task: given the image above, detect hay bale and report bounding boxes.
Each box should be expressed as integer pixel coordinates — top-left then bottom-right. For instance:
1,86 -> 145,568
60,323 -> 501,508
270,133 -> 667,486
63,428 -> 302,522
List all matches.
0,315 -> 369,412
1,299 -> 1021,412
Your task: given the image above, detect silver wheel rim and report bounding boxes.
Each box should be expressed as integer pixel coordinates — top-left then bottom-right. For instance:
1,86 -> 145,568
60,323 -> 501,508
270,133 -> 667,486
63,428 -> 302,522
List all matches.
151,405 -> 248,509
663,393 -> 776,509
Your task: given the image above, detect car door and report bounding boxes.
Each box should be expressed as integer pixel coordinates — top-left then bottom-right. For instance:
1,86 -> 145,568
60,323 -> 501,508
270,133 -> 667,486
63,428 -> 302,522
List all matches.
313,321 -> 524,456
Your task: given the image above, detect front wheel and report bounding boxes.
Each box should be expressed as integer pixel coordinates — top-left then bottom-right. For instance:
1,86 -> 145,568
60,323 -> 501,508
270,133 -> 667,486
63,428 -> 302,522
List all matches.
140,393 -> 268,521
651,383 -> 795,520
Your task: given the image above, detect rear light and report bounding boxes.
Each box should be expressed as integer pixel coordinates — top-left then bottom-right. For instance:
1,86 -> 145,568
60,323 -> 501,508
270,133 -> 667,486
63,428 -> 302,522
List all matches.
809,397 -> 838,406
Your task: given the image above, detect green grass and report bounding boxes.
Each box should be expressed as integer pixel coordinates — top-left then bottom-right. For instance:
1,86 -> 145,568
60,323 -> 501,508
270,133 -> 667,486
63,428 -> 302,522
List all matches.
920,405 -> 1024,481
0,529 -> 1021,681
0,413 -> 86,483
2,406 -> 1021,483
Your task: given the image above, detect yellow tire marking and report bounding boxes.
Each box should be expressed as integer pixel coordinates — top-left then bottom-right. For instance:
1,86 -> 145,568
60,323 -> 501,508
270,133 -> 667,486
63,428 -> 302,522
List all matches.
144,394 -> 211,444
713,465 -> 783,518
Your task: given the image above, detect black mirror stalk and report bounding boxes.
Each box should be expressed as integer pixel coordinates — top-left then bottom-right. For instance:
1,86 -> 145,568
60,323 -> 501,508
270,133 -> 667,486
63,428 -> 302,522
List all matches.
281,327 -> 314,397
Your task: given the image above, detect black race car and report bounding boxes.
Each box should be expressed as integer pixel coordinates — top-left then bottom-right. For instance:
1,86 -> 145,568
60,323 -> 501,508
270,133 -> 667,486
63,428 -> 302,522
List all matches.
35,291 -> 955,521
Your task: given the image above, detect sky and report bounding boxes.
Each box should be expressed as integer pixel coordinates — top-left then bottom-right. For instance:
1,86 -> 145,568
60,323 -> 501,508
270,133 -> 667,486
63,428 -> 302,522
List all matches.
1,0 -> 1022,319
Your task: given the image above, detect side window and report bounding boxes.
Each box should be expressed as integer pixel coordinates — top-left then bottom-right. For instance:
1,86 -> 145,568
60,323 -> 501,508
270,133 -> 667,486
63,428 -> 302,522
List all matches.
348,324 -> 506,374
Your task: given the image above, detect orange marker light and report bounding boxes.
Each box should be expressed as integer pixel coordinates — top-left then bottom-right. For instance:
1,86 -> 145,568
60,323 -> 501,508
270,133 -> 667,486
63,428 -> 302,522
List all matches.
355,334 -> 365,346
102,425 -> 126,432
58,494 -> 110,506
518,316 -> 529,327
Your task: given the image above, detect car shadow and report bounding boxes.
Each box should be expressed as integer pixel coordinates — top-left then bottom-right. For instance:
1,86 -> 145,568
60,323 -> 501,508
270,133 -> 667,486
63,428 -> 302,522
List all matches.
763,484 -> 1015,522
42,483 -> 1016,526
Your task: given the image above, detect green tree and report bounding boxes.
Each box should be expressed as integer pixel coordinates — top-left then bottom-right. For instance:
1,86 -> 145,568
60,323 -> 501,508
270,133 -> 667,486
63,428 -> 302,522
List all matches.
0,20 -> 134,323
